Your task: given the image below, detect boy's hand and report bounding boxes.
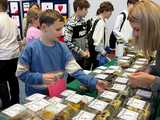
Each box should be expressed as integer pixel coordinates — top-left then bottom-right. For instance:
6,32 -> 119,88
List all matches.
96,80 -> 108,92
80,50 -> 90,58
42,73 -> 58,84
85,49 -> 90,58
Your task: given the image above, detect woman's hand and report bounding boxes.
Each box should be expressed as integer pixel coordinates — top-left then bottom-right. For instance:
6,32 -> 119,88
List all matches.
128,72 -> 155,88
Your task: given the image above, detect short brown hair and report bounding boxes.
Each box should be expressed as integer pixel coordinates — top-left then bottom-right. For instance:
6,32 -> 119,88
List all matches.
39,9 -> 64,26
73,0 -> 90,12
127,0 -> 139,5
98,1 -> 114,13
0,0 -> 8,11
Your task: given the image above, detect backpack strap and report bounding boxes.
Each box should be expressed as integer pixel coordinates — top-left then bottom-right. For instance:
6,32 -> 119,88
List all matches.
119,12 -> 126,32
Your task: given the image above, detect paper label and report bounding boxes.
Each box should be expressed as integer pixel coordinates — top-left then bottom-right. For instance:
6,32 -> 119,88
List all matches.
121,56 -> 131,60
104,69 -> 115,74
122,72 -> 131,78
127,98 -> 146,110
88,99 -> 109,111
109,66 -> 120,70
100,90 -> 118,100
111,84 -> 127,91
135,61 -> 146,65
115,77 -> 129,84
118,59 -> 129,63
45,103 -> 67,114
48,97 -> 63,103
72,110 -> 96,120
136,89 -> 152,98
125,68 -> 137,73
60,90 -> 76,97
82,95 -> 94,104
97,66 -> 108,70
25,93 -> 46,101
24,99 -> 50,112
127,54 -> 135,57
2,104 -> 26,118
137,58 -> 148,62
93,69 -> 103,74
66,94 -> 83,104
95,74 -> 108,80
117,108 -> 139,120
132,65 -> 142,69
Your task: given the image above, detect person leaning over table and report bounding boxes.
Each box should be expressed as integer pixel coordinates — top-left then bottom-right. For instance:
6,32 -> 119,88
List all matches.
127,0 -> 160,119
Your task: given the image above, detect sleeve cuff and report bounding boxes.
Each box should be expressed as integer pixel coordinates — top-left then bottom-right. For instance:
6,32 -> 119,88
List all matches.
151,76 -> 160,96
88,77 -> 97,90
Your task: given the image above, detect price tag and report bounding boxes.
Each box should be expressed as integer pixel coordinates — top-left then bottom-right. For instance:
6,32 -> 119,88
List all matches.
109,66 -> 120,70
104,69 -> 115,74
132,65 -> 142,69
95,74 -> 108,80
125,68 -> 137,73
24,99 -> 50,112
121,56 -> 131,60
65,94 -> 83,104
82,95 -> 94,104
127,98 -> 146,110
2,104 -> 26,118
100,90 -> 118,100
97,66 -> 108,70
93,69 -> 103,74
72,110 -> 96,120
136,89 -> 152,98
137,58 -> 148,62
115,77 -> 129,84
60,90 -> 76,97
122,72 -> 131,77
111,84 -> 126,91
127,54 -> 135,57
25,93 -> 46,101
135,61 -> 146,65
45,103 -> 67,114
48,96 -> 63,103
117,108 -> 139,120
118,59 -> 129,63
88,99 -> 109,111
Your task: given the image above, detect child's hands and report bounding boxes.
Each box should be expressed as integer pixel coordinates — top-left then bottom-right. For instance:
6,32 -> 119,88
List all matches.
42,73 -> 58,85
96,80 -> 108,92
80,50 -> 90,58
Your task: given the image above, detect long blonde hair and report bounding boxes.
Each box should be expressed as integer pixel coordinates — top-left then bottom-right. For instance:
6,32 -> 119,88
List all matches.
24,10 -> 40,37
128,0 -> 160,53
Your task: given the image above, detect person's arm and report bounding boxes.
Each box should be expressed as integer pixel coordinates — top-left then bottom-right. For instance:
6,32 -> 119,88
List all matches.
113,14 -> 125,40
62,43 -> 107,90
66,59 -> 97,89
16,46 -> 43,85
92,20 -> 106,56
64,24 -> 84,54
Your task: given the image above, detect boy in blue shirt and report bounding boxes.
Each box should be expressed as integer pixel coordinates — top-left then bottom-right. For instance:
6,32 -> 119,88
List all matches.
16,9 -> 108,96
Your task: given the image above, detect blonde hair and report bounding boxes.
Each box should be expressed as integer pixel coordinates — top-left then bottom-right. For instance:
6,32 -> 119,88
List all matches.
24,10 -> 40,37
128,0 -> 160,53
